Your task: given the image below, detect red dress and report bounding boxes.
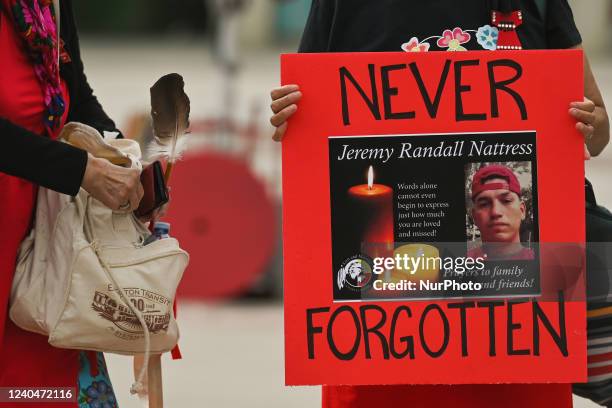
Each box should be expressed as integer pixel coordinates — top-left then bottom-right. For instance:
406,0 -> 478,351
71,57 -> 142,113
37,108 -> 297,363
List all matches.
323,383 -> 572,408
0,7 -> 79,407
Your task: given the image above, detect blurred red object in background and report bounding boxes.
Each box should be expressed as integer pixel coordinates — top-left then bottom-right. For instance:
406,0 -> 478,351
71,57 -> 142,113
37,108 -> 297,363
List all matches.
165,152 -> 276,299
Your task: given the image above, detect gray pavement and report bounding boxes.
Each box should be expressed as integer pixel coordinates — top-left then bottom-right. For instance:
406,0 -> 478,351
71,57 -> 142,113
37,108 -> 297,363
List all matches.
105,303 -> 319,408
80,42 -> 612,407
105,302 -> 602,407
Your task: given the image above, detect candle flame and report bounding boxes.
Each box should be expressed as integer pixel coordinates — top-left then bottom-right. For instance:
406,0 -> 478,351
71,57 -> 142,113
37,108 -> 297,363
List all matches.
368,166 -> 374,189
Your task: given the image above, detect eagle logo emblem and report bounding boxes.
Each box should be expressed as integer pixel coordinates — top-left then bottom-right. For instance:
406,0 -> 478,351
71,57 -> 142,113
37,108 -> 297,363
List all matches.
337,256 -> 373,291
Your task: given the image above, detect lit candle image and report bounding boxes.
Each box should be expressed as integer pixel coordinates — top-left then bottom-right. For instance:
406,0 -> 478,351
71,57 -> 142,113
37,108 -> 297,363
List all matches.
347,166 -> 394,258
392,244 -> 440,284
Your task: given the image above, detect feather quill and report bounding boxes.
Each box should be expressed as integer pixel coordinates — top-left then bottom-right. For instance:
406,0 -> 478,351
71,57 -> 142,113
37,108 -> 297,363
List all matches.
146,73 -> 190,183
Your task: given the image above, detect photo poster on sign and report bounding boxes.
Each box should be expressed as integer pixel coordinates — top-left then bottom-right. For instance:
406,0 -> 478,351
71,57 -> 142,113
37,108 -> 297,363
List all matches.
281,51 -> 586,386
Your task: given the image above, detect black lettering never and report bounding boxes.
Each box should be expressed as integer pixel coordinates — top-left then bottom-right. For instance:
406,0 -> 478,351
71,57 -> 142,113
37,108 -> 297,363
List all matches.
340,65 -> 381,125
455,59 -> 487,121
488,59 -> 528,120
381,64 -> 415,120
410,60 -> 452,119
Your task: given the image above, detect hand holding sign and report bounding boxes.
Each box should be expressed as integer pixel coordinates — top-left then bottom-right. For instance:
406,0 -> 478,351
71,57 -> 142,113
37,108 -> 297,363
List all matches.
270,84 -> 302,141
569,97 -> 597,160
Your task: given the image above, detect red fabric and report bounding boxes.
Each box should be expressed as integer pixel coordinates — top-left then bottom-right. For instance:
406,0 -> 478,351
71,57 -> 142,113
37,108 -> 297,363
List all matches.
0,0 -> 71,133
0,9 -> 78,407
87,351 -> 99,378
492,10 -> 525,50
589,365 -> 612,378
323,384 -> 573,408
171,301 -> 182,360
589,352 -> 612,364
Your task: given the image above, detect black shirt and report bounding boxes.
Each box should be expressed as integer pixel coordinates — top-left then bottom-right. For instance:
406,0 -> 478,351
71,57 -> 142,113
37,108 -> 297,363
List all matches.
0,0 -> 120,196
298,0 -> 582,53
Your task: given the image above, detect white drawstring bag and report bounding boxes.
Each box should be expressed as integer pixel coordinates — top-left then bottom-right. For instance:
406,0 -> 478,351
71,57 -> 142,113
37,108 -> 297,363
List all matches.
9,135 -> 188,393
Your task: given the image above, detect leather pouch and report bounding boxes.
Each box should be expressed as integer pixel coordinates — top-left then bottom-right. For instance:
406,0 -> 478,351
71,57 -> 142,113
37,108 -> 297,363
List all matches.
135,161 -> 169,218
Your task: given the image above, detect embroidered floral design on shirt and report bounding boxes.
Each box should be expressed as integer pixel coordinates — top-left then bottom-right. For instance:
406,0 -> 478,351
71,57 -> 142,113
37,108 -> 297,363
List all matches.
436,27 -> 471,51
401,37 -> 430,52
476,25 -> 499,50
400,25 -> 506,52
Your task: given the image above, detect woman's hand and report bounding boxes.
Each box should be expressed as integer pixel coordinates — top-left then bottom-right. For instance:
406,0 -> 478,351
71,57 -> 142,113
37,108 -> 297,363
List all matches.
270,84 -> 302,141
81,153 -> 144,211
569,98 -> 597,160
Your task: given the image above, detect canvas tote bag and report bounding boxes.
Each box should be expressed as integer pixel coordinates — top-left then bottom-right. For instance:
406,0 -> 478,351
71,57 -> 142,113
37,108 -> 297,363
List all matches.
9,137 -> 188,357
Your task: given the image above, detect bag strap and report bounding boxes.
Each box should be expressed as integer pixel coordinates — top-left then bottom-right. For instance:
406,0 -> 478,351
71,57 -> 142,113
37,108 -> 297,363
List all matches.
92,238 -> 152,396
85,196 -> 151,396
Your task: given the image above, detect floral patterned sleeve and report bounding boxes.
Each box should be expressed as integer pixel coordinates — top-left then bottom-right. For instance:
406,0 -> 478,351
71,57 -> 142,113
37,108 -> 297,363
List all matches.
77,351 -> 119,408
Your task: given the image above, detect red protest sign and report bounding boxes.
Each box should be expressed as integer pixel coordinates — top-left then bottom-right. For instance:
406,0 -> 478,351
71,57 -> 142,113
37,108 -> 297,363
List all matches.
281,50 -> 585,386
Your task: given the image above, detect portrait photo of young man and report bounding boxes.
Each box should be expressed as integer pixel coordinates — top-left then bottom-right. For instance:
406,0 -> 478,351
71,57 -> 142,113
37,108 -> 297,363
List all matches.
466,163 -> 536,261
